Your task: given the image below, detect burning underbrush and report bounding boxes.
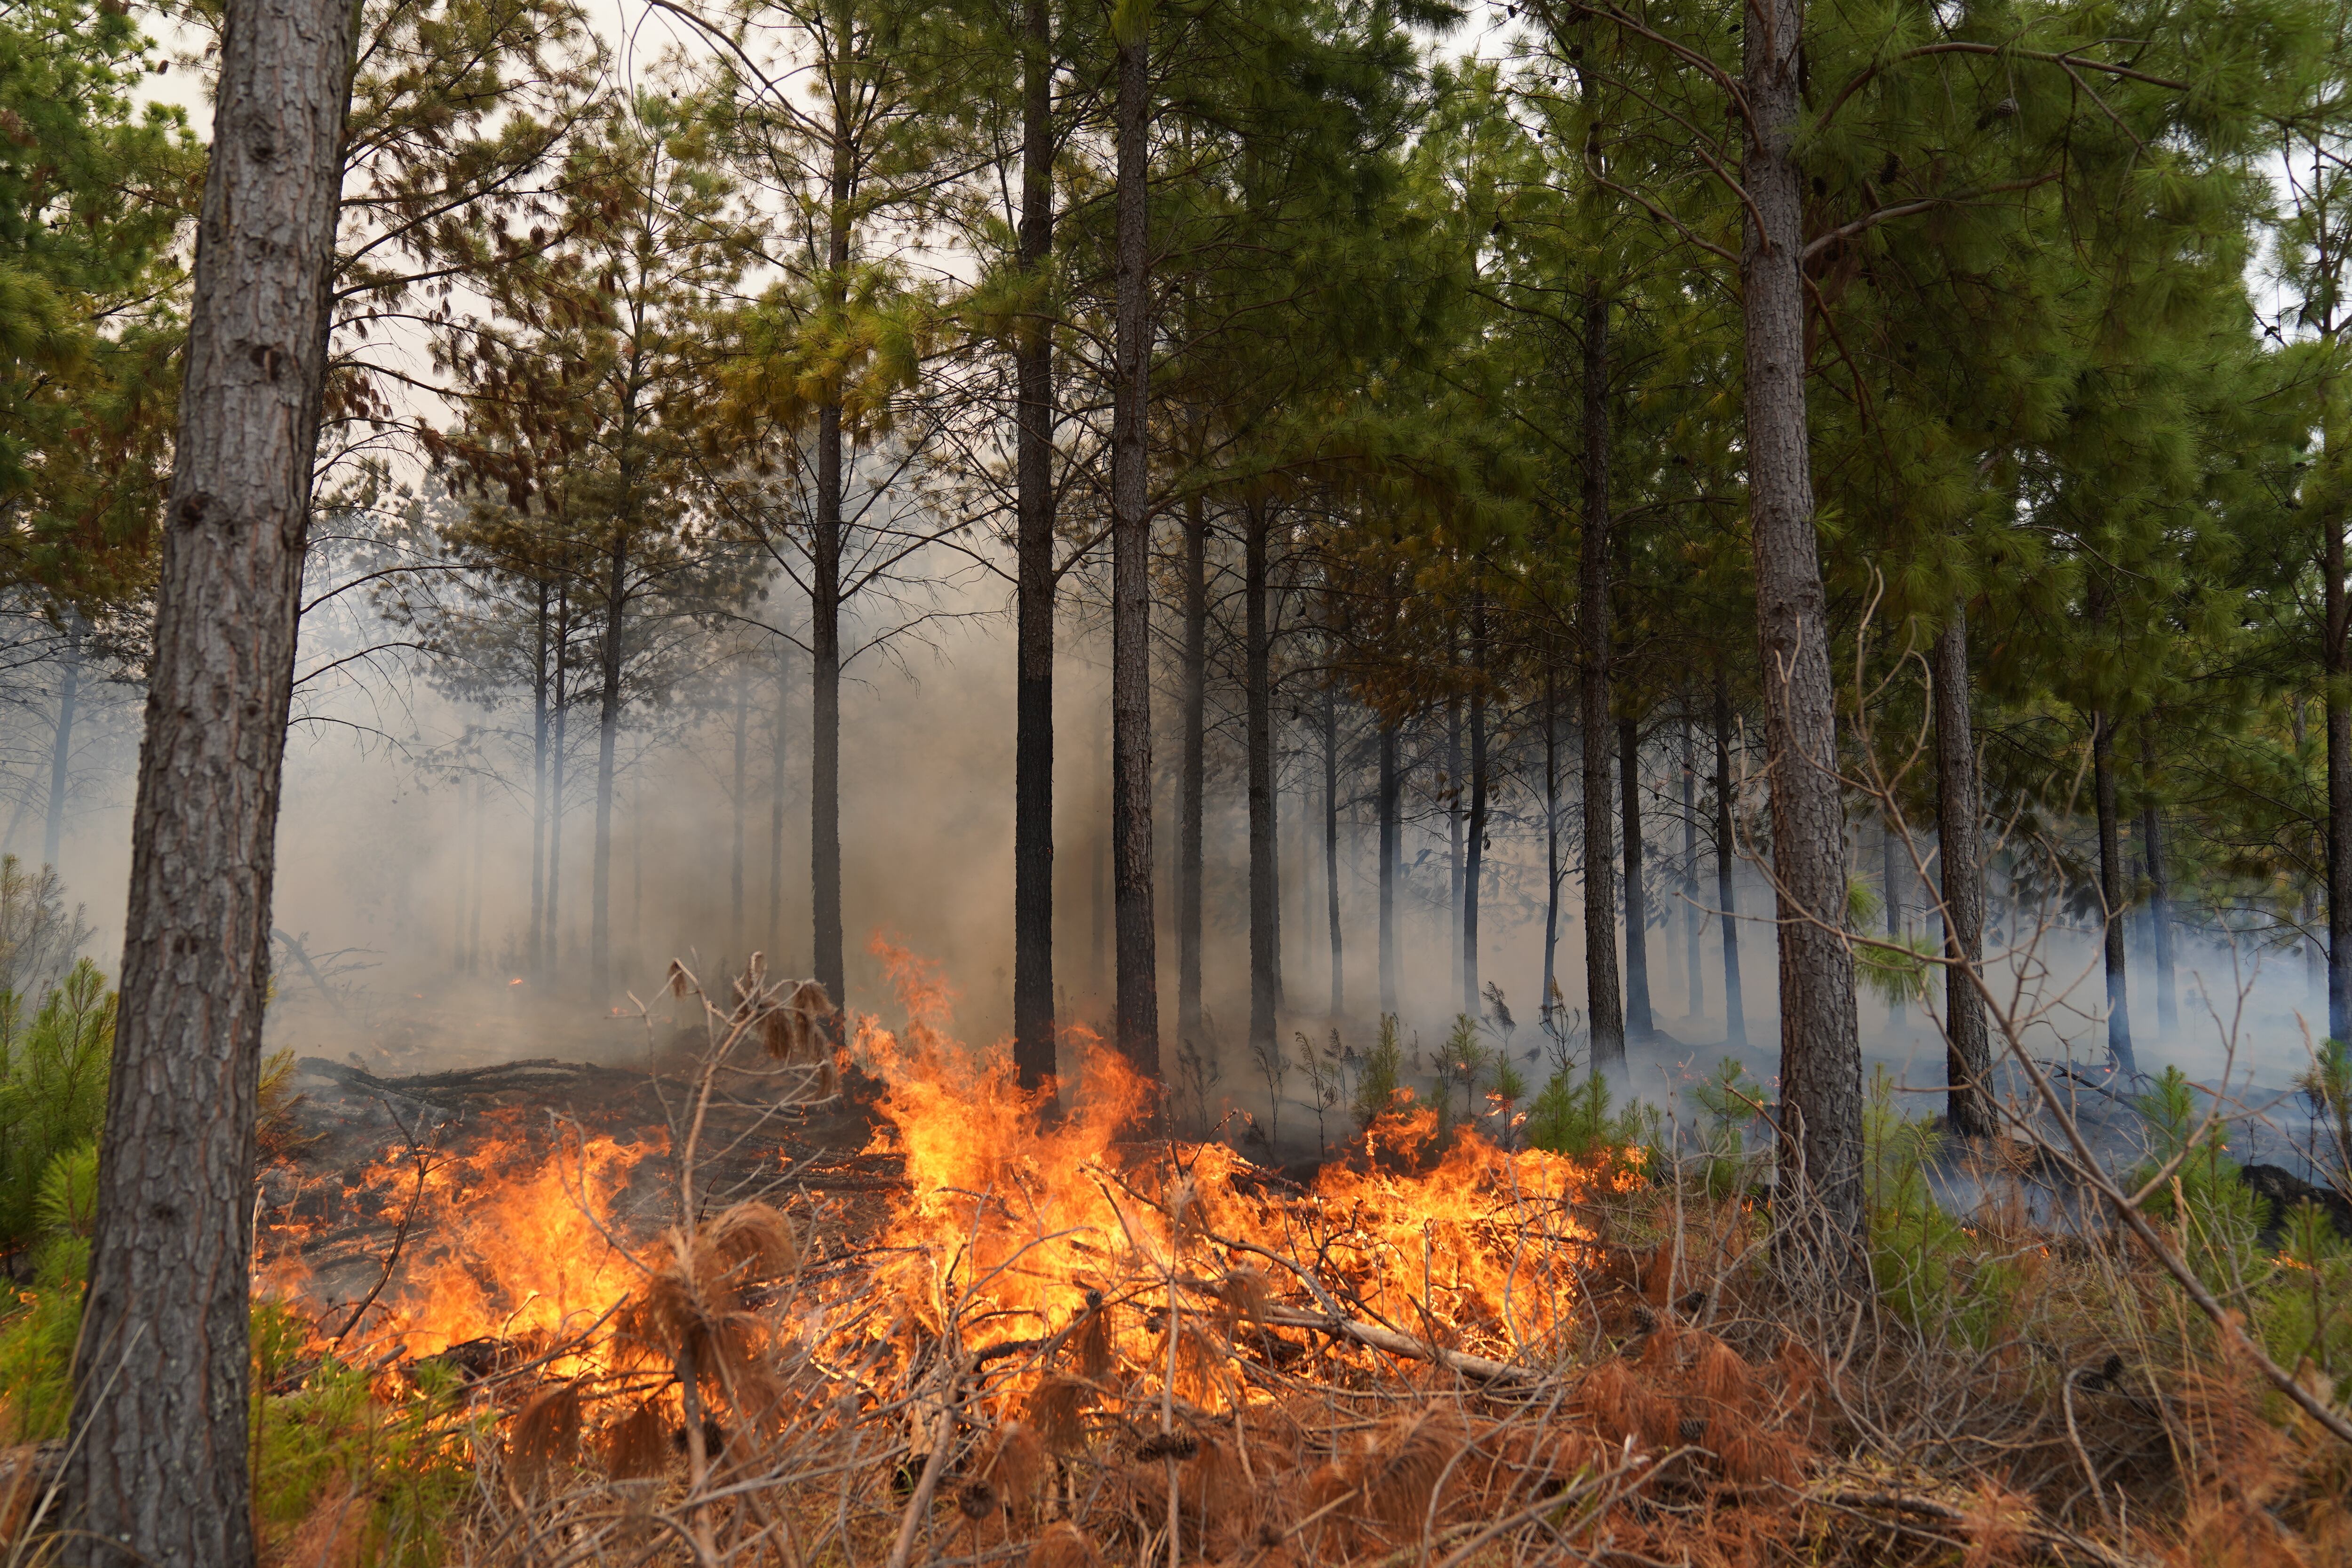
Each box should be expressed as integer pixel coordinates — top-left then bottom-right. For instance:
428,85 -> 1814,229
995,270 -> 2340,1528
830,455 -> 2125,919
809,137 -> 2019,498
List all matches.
9,944 -> 2352,1566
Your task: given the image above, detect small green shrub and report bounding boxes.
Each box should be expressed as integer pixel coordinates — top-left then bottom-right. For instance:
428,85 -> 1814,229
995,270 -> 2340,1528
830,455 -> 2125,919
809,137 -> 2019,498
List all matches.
1522,1067 -> 1651,1179
2130,1065 -> 2262,1298
0,956 -> 116,1256
1353,1013 -> 1406,1129
1865,1067 -> 2014,1343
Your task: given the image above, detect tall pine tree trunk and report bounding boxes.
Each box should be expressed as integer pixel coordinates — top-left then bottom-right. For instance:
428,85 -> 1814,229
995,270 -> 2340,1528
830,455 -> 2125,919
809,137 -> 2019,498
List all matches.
732,667 -> 749,959
1933,610 -> 1992,1135
547,590 -> 568,976
1110,16 -> 1159,1081
1620,715 -> 1651,1038
1684,713 -> 1702,1018
1246,501 -> 1278,1061
1012,0 -> 1058,1085
1742,0 -> 1863,1249
1324,678 -> 1342,1016
2093,711 -> 2136,1076
1178,487 -> 1207,1050
1379,721 -> 1398,1017
1580,287 -> 1623,1072
2328,507 -> 2349,1042
1446,691 -> 1462,996
771,642 -> 788,961
590,522 -> 625,995
810,97 -> 850,1015
1543,667 -> 1562,1021
1713,671 -> 1747,1048
530,581 -> 548,975
1882,812 -> 1905,1026
42,622 -> 79,872
2140,731 -> 2175,1034
71,0 -> 356,1551
1464,605 -> 1488,1019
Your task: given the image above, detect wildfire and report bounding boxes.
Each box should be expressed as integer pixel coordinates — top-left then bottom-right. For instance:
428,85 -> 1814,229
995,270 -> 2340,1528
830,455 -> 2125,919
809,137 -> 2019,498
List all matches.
263,941 -> 1633,1412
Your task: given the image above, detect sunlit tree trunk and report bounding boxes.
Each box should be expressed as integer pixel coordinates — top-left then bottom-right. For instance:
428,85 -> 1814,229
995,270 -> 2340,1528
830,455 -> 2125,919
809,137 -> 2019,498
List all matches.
1012,0 -> 1057,1085
1110,11 -> 1159,1080
71,0 -> 356,1552
1742,0 -> 1863,1249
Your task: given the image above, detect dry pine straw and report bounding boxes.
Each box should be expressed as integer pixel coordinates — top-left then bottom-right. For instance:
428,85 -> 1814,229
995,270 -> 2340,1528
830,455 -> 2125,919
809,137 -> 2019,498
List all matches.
334,1186 -> 2352,1568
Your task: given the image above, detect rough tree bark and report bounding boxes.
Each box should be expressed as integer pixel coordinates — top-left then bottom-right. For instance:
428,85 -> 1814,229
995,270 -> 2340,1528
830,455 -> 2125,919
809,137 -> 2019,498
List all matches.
1110,14 -> 1159,1081
1742,0 -> 1865,1247
69,0 -> 356,1555
1379,720 -> 1398,1017
42,618 -> 79,873
1246,501 -> 1278,1062
1620,715 -> 1651,1039
2092,710 -> 2137,1076
1580,287 -> 1624,1073
1933,609 -> 1992,1136
1713,671 -> 1747,1048
1178,486 -> 1207,1051
1012,0 -> 1058,1086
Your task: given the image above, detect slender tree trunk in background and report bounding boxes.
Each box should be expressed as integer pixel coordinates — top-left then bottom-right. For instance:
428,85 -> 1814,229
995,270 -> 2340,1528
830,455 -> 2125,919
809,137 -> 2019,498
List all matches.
1379,720 -> 1398,1017
1246,501 -> 1279,1063
770,643 -> 788,963
2093,711 -> 2137,1076
529,581 -> 548,975
1012,0 -> 1058,1085
70,0 -> 355,1551
1619,715 -> 1651,1038
1110,16 -> 1158,1082
1446,692 -> 1463,997
1683,714 -> 1702,1019
1324,678 -> 1342,1017
1933,610 -> 1992,1136
590,525 -> 625,996
1092,784 -> 1106,993
2327,503 -> 2350,1043
1465,605 -> 1488,1019
548,598 -> 568,977
810,104 -> 850,1017
731,667 -> 749,960
1742,0 -> 1864,1251
1543,666 -> 1562,1021
469,772 -> 485,973
42,621 -> 79,873
1580,287 -> 1623,1073
1713,672 -> 1746,1049
1882,812 -> 1905,1026
1176,488 -> 1206,1051
2140,732 -> 2175,1033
